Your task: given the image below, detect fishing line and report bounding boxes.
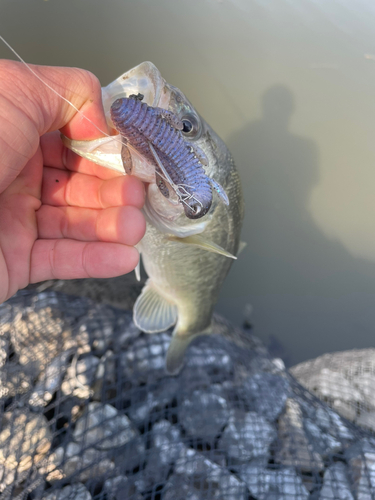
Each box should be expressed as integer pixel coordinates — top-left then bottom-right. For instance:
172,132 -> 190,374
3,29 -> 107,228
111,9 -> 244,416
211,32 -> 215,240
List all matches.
0,34 -> 125,148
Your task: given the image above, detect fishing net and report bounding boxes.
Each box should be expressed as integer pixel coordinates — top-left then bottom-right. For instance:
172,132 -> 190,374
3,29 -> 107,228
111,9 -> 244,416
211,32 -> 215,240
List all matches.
0,284 -> 374,500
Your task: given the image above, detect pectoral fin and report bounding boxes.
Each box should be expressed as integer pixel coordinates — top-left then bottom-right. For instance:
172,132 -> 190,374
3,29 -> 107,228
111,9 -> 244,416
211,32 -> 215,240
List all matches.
133,281 -> 178,333
167,234 -> 237,259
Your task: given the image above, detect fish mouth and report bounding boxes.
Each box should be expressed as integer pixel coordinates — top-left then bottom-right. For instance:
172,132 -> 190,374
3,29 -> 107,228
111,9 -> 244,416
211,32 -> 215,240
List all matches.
62,62 -> 170,180
62,62 -> 212,231
102,61 -> 169,126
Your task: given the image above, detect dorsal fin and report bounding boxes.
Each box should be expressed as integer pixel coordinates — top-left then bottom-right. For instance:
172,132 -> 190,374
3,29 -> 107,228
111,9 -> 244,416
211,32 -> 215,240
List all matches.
133,281 -> 178,333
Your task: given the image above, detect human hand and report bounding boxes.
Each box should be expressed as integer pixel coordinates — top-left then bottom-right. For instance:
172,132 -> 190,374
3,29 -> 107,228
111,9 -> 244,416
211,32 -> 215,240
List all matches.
0,60 -> 146,304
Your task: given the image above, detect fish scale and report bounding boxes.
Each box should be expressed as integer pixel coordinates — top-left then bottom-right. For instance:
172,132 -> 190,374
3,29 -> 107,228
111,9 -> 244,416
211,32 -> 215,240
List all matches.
110,96 -> 213,219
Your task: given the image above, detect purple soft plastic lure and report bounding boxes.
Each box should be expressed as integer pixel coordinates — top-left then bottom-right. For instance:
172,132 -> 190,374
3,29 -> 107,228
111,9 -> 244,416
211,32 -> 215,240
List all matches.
110,94 -> 213,219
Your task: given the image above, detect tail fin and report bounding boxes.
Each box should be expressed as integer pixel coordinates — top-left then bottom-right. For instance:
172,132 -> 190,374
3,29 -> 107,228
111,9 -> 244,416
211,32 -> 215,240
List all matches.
165,324 -> 213,375
166,334 -> 198,375
165,314 -> 258,375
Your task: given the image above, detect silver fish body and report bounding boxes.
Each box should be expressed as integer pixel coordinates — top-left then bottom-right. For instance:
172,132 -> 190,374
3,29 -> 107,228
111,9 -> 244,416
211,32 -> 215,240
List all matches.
139,125 -> 243,373
62,62 -> 244,373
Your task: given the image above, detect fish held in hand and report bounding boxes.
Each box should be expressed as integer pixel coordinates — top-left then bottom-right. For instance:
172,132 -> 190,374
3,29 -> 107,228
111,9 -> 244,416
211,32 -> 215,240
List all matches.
62,62 -> 244,374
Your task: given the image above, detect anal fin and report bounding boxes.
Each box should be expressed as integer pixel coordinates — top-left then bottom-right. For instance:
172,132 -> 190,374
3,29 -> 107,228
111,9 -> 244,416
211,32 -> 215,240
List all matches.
133,281 -> 177,333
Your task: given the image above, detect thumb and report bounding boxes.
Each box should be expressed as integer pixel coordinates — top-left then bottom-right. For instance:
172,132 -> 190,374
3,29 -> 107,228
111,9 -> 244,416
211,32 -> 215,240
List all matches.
1,60 -> 108,138
0,60 -> 108,191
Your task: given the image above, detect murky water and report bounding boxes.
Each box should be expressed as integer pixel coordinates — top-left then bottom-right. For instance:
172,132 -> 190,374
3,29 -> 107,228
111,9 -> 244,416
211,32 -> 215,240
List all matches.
2,0 -> 375,366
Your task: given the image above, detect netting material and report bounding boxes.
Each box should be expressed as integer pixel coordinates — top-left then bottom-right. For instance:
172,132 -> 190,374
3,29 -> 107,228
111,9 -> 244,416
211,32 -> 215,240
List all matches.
291,350 -> 375,434
0,289 -> 374,499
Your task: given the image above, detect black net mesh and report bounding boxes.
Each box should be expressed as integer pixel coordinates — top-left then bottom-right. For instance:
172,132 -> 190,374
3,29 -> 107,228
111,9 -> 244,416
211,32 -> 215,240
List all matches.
0,287 -> 375,500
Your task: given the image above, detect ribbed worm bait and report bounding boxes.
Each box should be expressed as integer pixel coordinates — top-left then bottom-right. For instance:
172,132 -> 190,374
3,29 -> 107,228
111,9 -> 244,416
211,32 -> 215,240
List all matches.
110,94 -> 228,219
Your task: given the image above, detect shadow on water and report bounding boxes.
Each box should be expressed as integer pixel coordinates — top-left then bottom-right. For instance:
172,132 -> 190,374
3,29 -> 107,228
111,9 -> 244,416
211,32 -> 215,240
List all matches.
217,85 -> 375,366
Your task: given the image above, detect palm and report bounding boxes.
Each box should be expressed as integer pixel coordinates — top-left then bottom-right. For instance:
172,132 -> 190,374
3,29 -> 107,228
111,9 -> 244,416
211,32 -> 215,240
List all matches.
0,132 -> 146,304
0,144 -> 42,302
0,61 -> 146,304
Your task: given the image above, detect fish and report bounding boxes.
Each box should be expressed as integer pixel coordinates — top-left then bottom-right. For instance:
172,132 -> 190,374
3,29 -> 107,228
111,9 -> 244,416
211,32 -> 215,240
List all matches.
62,62 -> 244,374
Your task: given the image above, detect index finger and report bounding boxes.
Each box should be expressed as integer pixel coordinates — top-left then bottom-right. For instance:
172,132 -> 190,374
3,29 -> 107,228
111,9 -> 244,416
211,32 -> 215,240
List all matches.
41,131 -> 122,180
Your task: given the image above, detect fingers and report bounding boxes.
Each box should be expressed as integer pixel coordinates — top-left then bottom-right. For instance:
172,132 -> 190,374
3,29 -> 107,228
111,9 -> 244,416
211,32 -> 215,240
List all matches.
30,239 -> 139,283
40,131 -> 120,180
41,166 -> 145,209
40,131 -> 146,207
36,205 -> 146,246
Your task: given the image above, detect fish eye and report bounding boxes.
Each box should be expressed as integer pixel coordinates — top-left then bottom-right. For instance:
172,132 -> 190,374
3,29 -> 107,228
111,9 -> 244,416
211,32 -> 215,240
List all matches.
182,119 -> 193,134
180,113 -> 201,139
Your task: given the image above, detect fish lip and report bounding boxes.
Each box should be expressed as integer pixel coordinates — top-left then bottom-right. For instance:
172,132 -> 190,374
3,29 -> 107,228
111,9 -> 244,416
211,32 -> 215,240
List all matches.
101,61 -> 168,127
